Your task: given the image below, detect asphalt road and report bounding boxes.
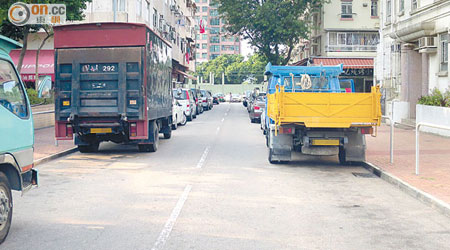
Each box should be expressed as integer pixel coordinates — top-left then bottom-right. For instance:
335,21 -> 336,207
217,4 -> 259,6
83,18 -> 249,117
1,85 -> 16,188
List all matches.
3,103 -> 450,250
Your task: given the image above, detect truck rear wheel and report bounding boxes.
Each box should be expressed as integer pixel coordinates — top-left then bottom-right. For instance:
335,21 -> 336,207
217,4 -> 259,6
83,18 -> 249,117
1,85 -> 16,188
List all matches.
171,116 -> 178,130
163,125 -> 172,139
0,172 -> 12,244
78,142 -> 99,153
339,146 -> 347,165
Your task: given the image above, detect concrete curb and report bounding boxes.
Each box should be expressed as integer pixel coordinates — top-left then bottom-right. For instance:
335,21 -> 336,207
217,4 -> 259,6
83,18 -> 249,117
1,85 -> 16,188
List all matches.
34,147 -> 78,167
362,161 -> 450,218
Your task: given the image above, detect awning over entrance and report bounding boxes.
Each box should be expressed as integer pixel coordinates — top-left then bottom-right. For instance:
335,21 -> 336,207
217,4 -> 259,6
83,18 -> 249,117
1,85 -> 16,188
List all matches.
309,57 -> 374,69
174,69 -> 196,80
9,49 -> 54,81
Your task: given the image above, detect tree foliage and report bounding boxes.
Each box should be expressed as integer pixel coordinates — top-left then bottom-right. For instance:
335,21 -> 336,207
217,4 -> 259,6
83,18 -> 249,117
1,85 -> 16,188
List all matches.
214,0 -> 323,65
195,54 -> 267,84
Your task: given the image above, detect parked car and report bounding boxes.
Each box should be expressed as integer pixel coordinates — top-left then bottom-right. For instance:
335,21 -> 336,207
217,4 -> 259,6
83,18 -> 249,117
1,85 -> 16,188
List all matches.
190,88 -> 203,115
200,89 -> 214,110
231,93 -> 241,102
249,93 -> 266,123
0,34 -> 38,244
172,98 -> 187,129
173,88 -> 196,121
243,90 -> 252,107
216,93 -> 225,102
212,94 -> 220,104
260,106 -> 267,134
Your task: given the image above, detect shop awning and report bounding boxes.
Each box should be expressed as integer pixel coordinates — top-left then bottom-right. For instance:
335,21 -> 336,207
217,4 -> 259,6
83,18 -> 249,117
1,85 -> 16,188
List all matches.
174,69 -> 196,80
9,49 -> 54,81
292,57 -> 374,69
310,57 -> 374,69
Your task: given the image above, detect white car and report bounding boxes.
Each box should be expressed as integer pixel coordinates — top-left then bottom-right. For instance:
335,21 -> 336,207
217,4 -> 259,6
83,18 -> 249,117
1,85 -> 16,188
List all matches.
173,88 -> 196,121
172,98 -> 187,130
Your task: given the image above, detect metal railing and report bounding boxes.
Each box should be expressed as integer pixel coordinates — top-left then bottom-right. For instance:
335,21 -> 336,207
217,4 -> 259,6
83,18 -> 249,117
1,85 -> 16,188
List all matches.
415,122 -> 450,175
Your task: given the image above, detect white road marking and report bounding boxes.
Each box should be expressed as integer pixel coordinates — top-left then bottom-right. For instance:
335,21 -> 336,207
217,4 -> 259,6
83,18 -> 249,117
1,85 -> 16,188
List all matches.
216,127 -> 221,134
151,185 -> 192,250
196,146 -> 210,169
221,118 -> 225,122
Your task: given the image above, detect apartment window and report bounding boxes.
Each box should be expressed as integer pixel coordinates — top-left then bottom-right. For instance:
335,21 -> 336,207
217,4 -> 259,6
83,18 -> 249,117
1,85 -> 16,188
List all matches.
341,1 -> 352,18
411,0 -> 418,10
202,34 -> 208,40
235,46 -> 239,51
328,32 -> 379,52
118,0 -> 126,11
210,36 -> 220,43
202,6 -> 208,12
147,3 -> 150,24
202,43 -> 207,49
210,9 -> 219,16
210,54 -> 219,59
153,9 -> 158,27
386,0 -> 391,23
210,45 -> 220,52
399,0 -> 404,12
440,33 -> 448,72
195,44 -> 200,48
210,18 -> 220,26
371,1 -> 378,17
202,0 -> 207,3
210,27 -> 220,34
202,53 -> 207,59
196,34 -> 200,40
195,0 -> 200,2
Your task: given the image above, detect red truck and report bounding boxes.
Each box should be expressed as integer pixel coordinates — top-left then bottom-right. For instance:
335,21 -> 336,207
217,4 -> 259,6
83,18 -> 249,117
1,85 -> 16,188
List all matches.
53,23 -> 173,152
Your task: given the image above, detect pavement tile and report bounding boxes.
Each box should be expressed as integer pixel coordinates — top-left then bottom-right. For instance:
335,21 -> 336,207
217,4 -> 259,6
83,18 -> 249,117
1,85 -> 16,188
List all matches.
366,124 -> 450,204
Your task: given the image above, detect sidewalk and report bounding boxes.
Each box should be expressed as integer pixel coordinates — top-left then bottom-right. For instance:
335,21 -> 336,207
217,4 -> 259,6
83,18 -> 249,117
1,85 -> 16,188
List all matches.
34,126 -> 75,161
366,124 -> 450,204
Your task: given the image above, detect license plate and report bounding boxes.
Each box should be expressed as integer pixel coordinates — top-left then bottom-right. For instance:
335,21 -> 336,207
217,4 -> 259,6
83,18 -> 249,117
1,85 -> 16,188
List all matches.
311,139 -> 340,146
90,128 -> 112,134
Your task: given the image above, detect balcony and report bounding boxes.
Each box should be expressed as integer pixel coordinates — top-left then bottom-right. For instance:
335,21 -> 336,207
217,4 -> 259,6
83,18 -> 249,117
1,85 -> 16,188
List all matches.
326,45 -> 377,52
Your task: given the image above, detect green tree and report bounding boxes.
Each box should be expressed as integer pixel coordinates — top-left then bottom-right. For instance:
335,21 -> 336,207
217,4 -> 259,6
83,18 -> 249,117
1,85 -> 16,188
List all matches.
0,0 -> 91,87
195,54 -> 267,84
215,0 -> 323,65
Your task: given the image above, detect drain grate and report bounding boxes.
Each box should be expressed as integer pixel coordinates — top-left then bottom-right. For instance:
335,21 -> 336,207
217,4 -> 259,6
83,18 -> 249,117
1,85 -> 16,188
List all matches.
352,172 -> 376,178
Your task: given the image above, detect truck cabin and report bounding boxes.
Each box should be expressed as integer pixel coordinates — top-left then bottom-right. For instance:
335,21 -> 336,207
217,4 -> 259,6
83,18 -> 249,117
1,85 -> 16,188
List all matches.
264,63 -> 346,93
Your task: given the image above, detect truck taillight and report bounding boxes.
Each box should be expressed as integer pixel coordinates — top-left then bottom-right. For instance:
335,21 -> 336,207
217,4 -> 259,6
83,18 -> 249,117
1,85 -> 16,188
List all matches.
66,124 -> 73,136
279,127 -> 293,134
130,122 -> 137,137
254,106 -> 260,110
187,104 -> 190,107
202,100 -> 207,103
361,127 -> 373,134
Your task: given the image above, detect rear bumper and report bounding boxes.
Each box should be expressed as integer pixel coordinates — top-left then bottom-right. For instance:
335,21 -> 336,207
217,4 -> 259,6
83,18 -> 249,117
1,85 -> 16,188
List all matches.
249,112 -> 262,119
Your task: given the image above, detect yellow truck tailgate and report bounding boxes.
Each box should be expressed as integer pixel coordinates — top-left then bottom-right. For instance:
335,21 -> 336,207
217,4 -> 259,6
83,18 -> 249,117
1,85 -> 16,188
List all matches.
267,86 -> 382,128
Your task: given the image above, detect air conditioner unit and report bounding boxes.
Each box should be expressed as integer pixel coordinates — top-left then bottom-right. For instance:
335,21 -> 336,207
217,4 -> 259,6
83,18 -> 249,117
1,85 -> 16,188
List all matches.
418,37 -> 436,49
170,5 -> 177,12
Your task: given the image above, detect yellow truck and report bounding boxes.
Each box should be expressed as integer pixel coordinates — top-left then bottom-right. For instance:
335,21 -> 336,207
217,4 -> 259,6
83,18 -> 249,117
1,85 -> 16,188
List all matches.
264,63 -> 381,164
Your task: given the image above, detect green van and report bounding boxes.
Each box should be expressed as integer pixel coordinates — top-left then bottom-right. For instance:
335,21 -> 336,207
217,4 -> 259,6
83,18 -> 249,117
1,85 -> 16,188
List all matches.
0,35 -> 38,243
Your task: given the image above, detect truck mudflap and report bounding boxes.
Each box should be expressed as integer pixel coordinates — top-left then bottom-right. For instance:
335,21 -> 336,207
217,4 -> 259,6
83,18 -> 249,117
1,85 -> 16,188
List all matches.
340,131 -> 366,163
268,125 -> 293,163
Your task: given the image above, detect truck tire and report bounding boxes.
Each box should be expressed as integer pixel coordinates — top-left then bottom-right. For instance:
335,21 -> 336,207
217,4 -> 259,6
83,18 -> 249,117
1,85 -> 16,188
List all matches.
187,113 -> 193,121
163,125 -> 172,139
0,172 -> 12,244
78,142 -> 99,153
150,121 -> 159,152
339,146 -> 347,165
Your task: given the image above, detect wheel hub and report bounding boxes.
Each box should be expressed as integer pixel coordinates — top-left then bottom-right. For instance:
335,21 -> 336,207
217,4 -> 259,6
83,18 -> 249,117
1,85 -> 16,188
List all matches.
0,189 -> 10,228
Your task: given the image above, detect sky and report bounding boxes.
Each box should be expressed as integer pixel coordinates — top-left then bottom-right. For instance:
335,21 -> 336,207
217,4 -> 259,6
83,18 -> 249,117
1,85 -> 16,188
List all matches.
241,38 -> 254,59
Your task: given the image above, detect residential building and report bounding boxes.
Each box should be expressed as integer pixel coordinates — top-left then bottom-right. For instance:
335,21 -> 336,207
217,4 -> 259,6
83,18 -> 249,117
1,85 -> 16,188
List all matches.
11,0 -> 197,87
193,0 -> 241,65
294,0 -> 381,93
376,0 -> 450,119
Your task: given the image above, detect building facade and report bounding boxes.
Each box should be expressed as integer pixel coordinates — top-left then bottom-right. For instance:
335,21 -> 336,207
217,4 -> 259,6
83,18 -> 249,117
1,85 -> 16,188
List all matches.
376,0 -> 450,118
12,0 -> 197,86
193,0 -> 241,65
295,0 -> 380,93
